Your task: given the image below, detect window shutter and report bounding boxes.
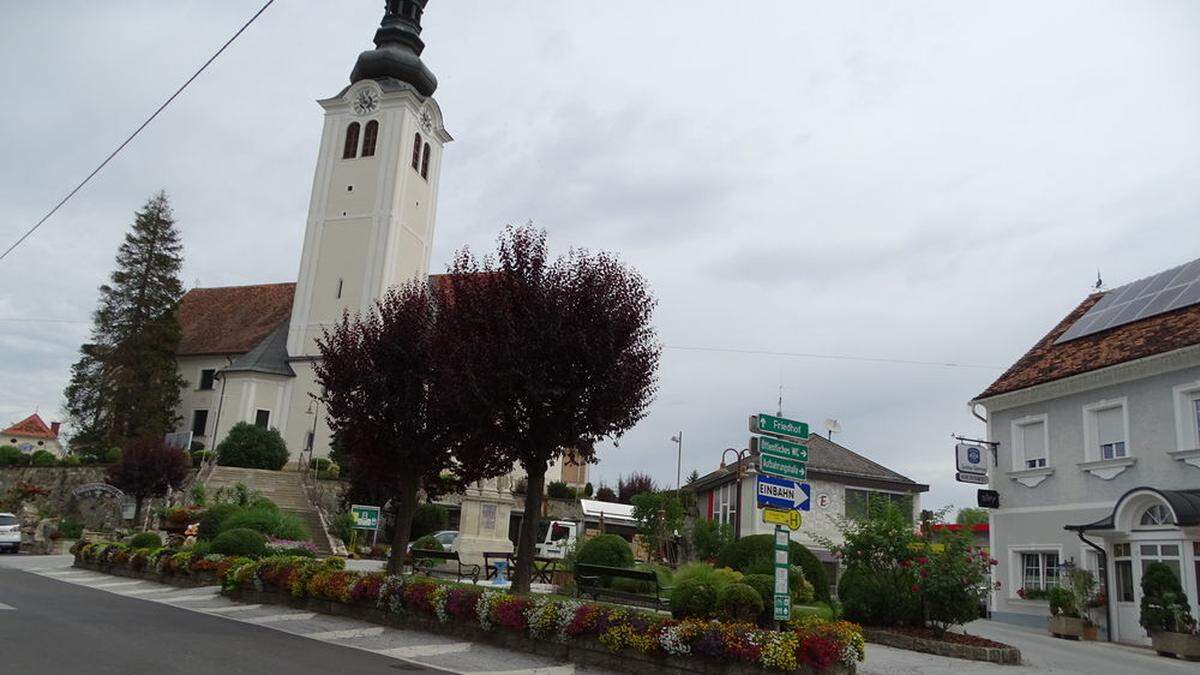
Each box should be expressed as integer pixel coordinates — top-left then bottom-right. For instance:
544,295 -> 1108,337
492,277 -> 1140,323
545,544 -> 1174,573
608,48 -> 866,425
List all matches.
1096,407 -> 1123,446
1022,421 -> 1046,460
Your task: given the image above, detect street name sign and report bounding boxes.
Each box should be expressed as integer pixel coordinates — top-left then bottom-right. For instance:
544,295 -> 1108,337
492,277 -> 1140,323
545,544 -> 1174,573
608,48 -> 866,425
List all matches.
758,453 -> 807,480
756,475 -> 811,511
750,414 -> 810,441
956,471 -> 988,485
751,435 -> 809,462
762,507 -> 802,530
351,504 -> 381,530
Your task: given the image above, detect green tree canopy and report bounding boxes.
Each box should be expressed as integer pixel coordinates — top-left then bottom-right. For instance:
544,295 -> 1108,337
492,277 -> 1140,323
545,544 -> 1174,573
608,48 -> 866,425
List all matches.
64,192 -> 185,450
955,507 -> 989,526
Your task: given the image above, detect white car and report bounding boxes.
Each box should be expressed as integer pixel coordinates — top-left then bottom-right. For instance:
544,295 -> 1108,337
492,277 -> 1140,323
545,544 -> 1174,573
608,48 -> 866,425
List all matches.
0,512 -> 20,554
407,530 -> 458,553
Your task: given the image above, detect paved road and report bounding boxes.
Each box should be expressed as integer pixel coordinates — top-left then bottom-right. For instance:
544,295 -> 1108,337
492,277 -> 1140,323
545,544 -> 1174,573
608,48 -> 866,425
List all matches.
0,555 -> 609,675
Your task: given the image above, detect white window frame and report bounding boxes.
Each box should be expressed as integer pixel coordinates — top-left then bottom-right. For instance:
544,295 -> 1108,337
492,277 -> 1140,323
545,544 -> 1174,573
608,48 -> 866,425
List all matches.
1008,544 -> 1063,599
196,367 -> 217,392
1172,380 -> 1200,451
1082,397 -> 1129,462
716,482 -> 737,527
1011,414 -> 1049,470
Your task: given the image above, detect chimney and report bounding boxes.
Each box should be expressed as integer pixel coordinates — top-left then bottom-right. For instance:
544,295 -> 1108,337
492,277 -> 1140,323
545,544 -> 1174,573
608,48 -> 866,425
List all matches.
50,422 -> 61,437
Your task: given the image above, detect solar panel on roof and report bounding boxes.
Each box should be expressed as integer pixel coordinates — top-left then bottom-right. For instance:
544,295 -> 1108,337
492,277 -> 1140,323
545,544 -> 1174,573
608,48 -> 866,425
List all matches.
1055,257 -> 1200,344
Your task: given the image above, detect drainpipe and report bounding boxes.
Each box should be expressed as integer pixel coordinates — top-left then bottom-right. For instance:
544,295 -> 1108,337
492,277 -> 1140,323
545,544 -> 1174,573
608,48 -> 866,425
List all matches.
969,401 -> 987,424
1077,529 -> 1113,643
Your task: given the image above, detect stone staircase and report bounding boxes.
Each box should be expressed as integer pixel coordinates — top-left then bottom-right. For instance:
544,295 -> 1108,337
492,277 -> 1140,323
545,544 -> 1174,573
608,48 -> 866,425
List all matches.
204,466 -> 334,556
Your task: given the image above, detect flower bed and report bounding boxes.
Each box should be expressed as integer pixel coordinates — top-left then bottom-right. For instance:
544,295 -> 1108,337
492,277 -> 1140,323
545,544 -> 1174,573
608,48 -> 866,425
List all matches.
862,627 -> 1019,665
73,542 -> 861,674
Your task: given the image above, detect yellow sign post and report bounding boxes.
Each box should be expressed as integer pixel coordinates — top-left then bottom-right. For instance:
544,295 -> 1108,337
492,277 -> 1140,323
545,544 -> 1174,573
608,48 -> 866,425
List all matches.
761,507 -> 802,530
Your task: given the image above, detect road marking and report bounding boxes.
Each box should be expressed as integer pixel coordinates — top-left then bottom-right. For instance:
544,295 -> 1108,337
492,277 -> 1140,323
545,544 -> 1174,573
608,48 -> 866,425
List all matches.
376,643 -> 473,658
59,576 -> 109,583
157,592 -> 221,603
121,587 -> 181,596
304,626 -> 386,641
90,581 -> 146,589
468,662 -> 576,667
244,612 -> 317,624
0,602 -> 14,610
204,604 -> 264,614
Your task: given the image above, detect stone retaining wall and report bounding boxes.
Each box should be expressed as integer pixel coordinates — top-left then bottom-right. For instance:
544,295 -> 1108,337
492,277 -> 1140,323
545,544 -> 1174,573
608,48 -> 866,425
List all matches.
863,628 -> 1020,665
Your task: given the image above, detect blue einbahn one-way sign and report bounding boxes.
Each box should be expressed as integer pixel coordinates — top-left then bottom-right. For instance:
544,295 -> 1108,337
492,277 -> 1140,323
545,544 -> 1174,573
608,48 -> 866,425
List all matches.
756,474 -> 810,511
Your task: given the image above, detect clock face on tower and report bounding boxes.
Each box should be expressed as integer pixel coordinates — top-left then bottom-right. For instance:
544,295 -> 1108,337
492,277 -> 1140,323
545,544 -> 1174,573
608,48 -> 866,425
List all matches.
352,88 -> 379,115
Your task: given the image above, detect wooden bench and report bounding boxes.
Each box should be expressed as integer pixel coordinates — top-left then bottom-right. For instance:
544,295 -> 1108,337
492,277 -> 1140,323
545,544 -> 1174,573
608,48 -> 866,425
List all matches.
483,551 -> 512,580
410,549 -> 480,584
573,563 -> 670,609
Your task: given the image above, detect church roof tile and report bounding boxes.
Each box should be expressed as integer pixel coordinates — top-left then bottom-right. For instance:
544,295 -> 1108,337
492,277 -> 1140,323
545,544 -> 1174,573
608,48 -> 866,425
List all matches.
177,283 -> 296,356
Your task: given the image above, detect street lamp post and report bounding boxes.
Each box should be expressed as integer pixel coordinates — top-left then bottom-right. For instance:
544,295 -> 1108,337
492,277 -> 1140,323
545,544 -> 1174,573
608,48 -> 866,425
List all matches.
721,447 -> 751,540
671,432 -> 683,490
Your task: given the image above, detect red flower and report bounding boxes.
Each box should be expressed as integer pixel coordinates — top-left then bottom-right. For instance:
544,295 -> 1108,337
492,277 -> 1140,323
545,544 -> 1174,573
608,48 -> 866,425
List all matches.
920,569 -> 929,578
799,636 -> 841,670
918,557 -> 929,565
911,584 -> 921,592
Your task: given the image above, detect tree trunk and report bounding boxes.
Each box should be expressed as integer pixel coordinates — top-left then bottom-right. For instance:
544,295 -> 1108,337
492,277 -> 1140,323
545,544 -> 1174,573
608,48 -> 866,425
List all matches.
386,473 -> 422,575
511,465 -> 546,594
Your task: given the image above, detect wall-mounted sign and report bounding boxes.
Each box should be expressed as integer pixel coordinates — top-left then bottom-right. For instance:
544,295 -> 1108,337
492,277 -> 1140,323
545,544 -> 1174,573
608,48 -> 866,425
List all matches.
816,493 -> 830,509
956,443 -> 989,475
956,471 -> 989,485
977,489 -> 1000,509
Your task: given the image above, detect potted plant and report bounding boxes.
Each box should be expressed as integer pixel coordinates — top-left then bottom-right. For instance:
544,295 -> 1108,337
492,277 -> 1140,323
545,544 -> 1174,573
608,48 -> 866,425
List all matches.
1140,562 -> 1200,661
1068,569 -> 1101,640
1047,586 -> 1085,639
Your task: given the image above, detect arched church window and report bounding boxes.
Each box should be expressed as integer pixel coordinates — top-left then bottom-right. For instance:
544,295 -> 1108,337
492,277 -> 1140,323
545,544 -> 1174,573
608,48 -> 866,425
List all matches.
411,133 -> 423,169
1140,504 -> 1172,526
421,142 -> 432,179
343,122 -> 361,159
362,121 -> 379,157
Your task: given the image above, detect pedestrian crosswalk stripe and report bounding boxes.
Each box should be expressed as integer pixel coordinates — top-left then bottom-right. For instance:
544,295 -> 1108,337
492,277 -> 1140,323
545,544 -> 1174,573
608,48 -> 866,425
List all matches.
121,587 -> 180,596
304,627 -> 385,640
467,667 -> 574,675
0,602 -> 14,611
90,581 -> 145,589
205,604 -> 264,613
243,612 -> 317,624
375,643 -> 472,658
157,593 -> 221,603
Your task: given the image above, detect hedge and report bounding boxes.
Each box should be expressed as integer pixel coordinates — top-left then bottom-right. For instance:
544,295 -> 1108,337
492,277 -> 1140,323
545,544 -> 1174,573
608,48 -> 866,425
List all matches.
716,535 -> 830,602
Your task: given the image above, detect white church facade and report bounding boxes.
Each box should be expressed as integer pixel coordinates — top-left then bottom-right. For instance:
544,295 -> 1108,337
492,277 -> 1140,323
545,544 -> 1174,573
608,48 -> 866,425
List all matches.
173,1 -> 447,462
170,2 -> 589,494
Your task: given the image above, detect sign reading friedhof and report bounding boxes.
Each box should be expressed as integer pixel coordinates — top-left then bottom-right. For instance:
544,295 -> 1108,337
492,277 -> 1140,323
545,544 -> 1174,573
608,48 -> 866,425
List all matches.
750,414 -> 810,441
773,527 -> 791,621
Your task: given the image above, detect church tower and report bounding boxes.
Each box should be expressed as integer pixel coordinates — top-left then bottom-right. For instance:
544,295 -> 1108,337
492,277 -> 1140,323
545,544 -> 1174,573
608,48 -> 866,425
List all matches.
287,0 -> 451,358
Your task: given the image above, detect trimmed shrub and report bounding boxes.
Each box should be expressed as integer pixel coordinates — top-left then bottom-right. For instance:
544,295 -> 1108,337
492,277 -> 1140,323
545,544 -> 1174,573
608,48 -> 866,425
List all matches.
716,534 -> 830,602
611,563 -> 670,594
189,539 -> 213,556
838,564 -> 920,626
0,445 -> 26,466
717,582 -> 764,622
220,506 -> 310,541
411,535 -> 444,551
332,512 -> 355,544
197,503 -> 239,540
309,457 -> 332,472
191,450 -> 215,469
410,504 -> 449,540
742,573 -> 774,620
60,455 -> 81,467
30,450 -> 58,467
671,577 -> 720,619
128,532 -> 162,549
211,528 -> 268,557
1140,561 -> 1195,633
215,422 -> 289,470
576,534 -> 634,568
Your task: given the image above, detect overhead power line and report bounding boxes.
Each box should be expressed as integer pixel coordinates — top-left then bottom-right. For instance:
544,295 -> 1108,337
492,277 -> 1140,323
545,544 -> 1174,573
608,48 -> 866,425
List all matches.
663,344 -> 1002,370
0,0 -> 277,262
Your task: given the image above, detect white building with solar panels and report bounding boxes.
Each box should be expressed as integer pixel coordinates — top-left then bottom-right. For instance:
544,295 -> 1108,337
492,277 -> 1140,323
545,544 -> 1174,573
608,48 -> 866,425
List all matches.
970,256 -> 1200,645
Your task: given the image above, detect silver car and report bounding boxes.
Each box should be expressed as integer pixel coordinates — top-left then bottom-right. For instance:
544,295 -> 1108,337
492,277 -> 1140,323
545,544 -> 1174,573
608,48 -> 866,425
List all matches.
0,512 -> 20,553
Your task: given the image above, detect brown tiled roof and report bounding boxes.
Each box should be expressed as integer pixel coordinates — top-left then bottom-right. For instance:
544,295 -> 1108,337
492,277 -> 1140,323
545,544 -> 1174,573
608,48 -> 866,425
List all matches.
975,293 -> 1200,400
689,433 -> 927,493
2,414 -> 58,440
177,283 -> 295,356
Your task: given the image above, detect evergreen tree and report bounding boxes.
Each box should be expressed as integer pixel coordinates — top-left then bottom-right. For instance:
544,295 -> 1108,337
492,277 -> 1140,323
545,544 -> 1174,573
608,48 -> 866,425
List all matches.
64,192 -> 186,450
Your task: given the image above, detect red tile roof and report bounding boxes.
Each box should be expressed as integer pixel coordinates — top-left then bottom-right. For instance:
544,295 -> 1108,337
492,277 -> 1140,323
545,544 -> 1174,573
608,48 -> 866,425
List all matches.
2,414 -> 58,440
976,293 -> 1200,400
177,283 -> 296,356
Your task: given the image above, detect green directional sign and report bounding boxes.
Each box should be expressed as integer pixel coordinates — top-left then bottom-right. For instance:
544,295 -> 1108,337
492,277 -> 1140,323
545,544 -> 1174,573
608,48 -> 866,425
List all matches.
752,435 -> 809,462
351,504 -> 381,531
751,414 -> 810,441
758,453 -> 807,480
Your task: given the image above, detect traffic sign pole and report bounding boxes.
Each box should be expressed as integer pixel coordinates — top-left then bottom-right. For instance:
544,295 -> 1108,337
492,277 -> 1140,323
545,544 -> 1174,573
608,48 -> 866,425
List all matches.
773,526 -> 791,623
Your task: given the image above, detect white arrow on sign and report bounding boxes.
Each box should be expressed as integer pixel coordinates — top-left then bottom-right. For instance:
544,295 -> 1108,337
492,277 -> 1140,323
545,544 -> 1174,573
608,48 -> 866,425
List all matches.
756,479 -> 808,509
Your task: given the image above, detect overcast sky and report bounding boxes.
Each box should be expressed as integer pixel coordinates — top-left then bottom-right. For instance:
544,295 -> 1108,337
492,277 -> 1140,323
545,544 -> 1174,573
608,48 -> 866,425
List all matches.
2,1 -> 1198,513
